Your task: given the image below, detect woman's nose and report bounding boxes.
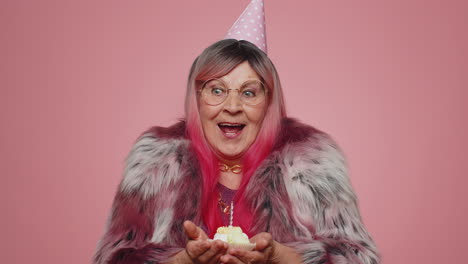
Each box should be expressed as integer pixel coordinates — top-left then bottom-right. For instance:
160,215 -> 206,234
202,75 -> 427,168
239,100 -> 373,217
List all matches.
223,90 -> 242,113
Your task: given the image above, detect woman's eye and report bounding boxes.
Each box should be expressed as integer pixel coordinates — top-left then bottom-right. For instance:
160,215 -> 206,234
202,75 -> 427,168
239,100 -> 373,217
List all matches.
211,87 -> 225,96
242,89 -> 256,97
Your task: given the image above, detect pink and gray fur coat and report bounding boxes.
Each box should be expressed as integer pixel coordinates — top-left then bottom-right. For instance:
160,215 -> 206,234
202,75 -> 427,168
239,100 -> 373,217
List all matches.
93,118 -> 380,264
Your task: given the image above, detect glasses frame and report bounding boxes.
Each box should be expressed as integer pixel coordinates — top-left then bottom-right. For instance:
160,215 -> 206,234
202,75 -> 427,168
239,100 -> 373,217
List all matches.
198,78 -> 268,106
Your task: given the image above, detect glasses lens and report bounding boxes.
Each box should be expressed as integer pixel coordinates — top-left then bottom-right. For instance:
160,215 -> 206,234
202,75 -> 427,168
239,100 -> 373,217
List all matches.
240,80 -> 265,105
201,79 -> 227,105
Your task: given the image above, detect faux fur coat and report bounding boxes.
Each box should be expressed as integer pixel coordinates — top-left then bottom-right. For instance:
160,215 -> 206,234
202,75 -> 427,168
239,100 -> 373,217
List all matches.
93,118 -> 380,264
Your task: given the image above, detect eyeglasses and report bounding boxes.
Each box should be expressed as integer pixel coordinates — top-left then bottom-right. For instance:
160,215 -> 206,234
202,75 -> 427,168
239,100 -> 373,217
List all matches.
199,78 -> 267,106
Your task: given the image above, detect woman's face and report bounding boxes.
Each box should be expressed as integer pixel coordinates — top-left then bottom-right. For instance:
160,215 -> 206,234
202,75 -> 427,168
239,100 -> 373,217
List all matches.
199,61 -> 267,163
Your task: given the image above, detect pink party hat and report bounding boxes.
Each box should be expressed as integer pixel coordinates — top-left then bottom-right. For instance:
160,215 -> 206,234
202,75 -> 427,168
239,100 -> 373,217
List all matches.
225,0 -> 267,53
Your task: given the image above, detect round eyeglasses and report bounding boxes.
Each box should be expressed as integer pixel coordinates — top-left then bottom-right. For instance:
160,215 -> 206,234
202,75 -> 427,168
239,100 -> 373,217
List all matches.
199,78 -> 267,106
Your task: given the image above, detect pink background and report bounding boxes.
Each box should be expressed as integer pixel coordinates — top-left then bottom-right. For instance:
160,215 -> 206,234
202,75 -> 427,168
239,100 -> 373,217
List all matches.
2,0 -> 467,263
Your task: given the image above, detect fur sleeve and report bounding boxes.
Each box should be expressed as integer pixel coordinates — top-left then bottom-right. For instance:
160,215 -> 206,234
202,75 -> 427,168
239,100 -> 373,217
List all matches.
92,133 -> 186,264
283,133 -> 380,264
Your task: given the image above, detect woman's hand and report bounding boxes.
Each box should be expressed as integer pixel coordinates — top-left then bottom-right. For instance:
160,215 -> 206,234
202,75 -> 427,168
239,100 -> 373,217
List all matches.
219,232 -> 302,264
178,220 -> 228,264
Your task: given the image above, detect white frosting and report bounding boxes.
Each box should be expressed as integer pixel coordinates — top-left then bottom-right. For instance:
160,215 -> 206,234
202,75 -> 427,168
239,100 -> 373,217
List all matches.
213,233 -> 228,242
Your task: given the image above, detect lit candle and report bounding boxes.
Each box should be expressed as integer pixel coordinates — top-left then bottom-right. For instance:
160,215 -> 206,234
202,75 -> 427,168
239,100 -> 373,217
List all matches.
229,201 -> 234,227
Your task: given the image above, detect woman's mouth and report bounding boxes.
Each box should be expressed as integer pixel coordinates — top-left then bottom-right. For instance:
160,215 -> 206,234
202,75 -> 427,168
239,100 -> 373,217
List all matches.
218,123 -> 245,138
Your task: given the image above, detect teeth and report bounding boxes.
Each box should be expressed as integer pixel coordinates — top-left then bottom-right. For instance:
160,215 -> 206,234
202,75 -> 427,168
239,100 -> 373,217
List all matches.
219,123 -> 244,127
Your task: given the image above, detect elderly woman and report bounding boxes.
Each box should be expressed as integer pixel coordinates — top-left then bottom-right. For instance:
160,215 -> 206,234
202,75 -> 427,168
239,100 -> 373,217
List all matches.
93,39 -> 380,264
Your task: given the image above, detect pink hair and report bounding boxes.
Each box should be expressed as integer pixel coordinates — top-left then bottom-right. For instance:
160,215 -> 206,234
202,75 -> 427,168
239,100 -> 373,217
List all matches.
184,39 -> 286,236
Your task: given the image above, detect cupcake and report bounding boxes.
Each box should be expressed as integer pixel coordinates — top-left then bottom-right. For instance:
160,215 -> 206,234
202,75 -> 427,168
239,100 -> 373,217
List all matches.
213,226 -> 256,250
212,200 -> 256,250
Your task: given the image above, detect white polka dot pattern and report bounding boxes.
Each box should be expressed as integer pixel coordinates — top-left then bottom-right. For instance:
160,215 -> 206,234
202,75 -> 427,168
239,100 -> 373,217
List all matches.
224,0 -> 267,53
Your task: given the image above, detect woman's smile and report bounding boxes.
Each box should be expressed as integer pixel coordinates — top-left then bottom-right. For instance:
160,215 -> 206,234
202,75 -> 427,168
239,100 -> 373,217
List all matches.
217,122 -> 246,139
